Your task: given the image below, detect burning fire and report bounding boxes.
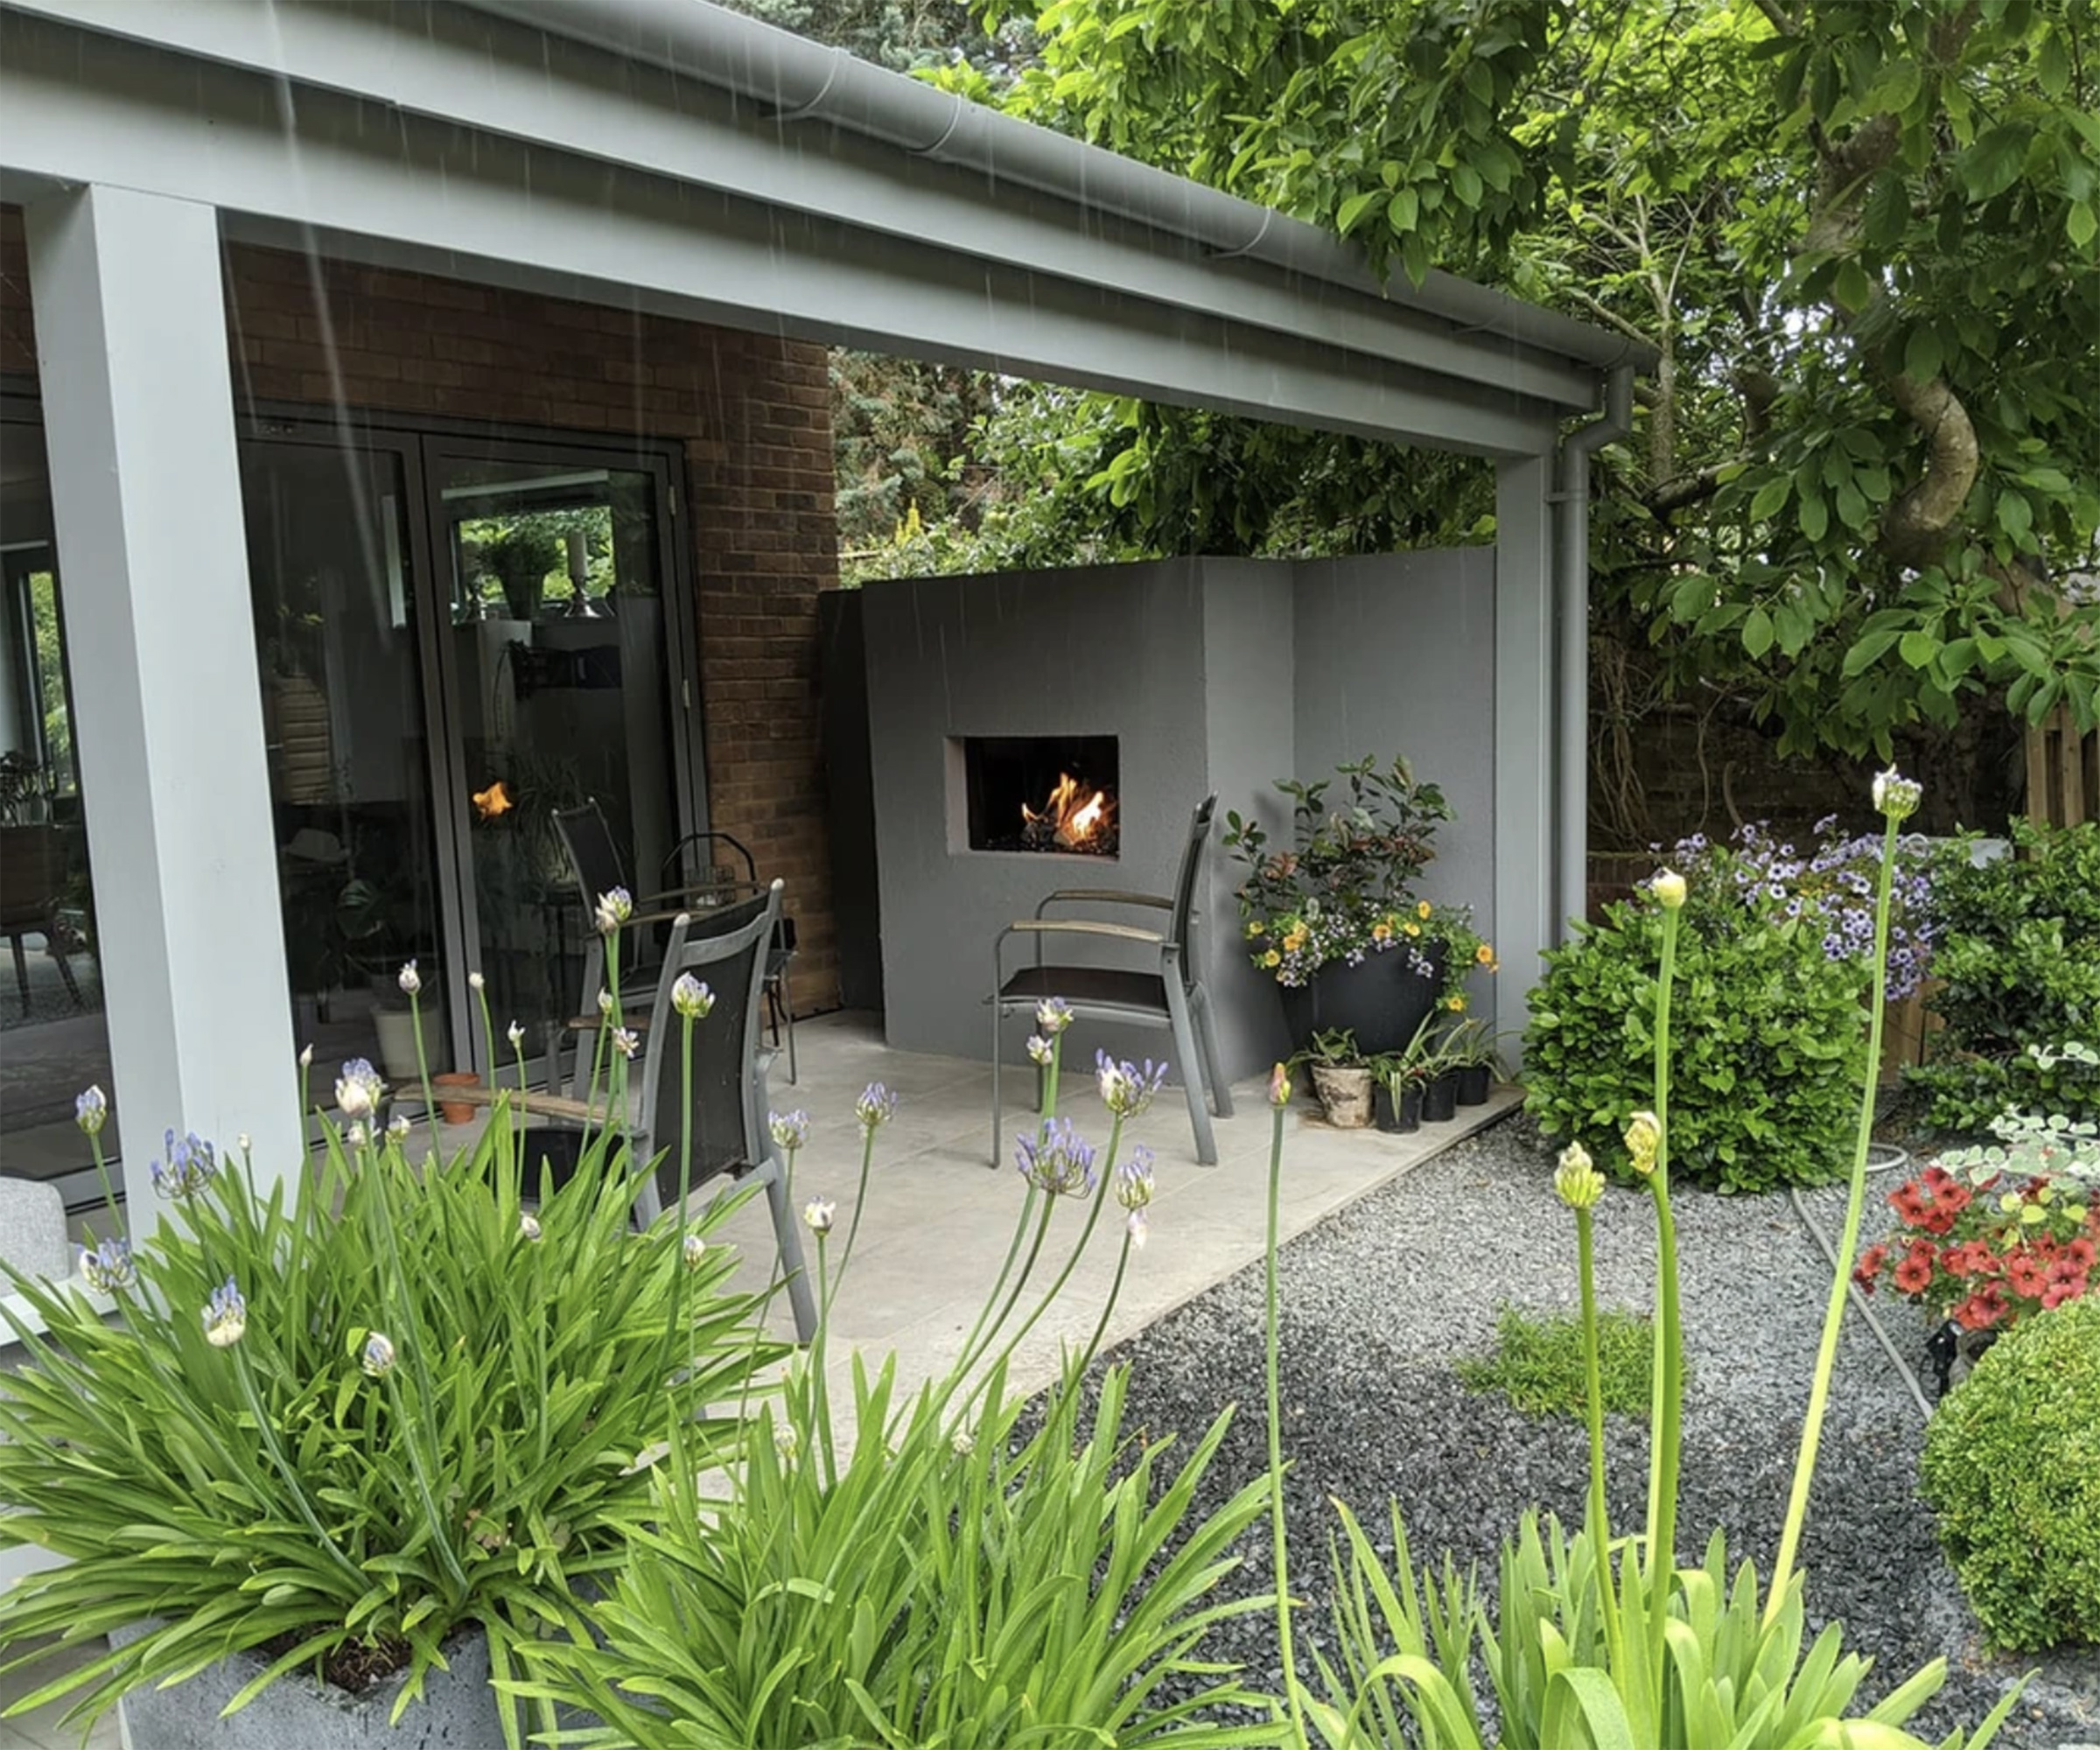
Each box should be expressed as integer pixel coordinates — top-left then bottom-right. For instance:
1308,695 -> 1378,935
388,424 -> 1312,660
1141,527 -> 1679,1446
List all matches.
1023,772 -> 1116,850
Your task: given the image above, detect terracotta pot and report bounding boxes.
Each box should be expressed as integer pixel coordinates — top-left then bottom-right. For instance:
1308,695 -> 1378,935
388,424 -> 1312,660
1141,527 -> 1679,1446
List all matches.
1309,1063 -> 1375,1128
434,1071 -> 480,1125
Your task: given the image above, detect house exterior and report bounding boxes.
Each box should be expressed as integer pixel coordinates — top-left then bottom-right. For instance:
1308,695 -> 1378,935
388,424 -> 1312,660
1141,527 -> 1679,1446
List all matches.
0,0 -> 1651,1216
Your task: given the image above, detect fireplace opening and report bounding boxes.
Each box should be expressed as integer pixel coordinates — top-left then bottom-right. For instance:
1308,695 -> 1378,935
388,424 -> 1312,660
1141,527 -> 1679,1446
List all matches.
958,734 -> 1119,857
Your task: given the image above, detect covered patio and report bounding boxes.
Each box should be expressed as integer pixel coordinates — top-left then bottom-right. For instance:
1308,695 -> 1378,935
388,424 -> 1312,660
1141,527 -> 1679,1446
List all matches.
0,0 -> 1646,1216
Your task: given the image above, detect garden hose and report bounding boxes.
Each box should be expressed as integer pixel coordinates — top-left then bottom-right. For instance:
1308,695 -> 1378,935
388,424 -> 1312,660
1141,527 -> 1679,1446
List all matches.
1788,1188 -> 1937,1421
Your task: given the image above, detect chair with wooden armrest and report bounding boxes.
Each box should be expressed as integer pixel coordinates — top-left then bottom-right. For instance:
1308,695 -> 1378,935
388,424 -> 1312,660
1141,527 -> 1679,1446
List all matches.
990,794 -> 1231,1167
662,830 -> 799,1084
449,882 -> 816,1342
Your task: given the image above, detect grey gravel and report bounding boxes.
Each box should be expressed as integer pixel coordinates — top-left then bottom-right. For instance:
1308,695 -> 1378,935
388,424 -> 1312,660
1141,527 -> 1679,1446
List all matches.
1088,1112 -> 2100,1750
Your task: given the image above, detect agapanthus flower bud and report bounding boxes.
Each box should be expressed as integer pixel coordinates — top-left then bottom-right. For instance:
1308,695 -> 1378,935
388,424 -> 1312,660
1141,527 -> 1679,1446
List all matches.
612,1027 -> 640,1060
508,1020 -> 527,1051
1026,1034 -> 1054,1068
1872,766 -> 1922,822
519,1213 -> 542,1242
1268,1062 -> 1292,1109
769,1110 -> 810,1153
856,1082 -> 899,1130
74,1086 -> 108,1137
361,1332 -> 396,1378
1126,1208 -> 1149,1249
1554,1143 -> 1605,1211
594,887 -> 634,934
236,1133 -> 252,1154
803,1198 -> 836,1234
345,1121 -> 368,1149
682,1233 -> 706,1270
334,1058 -> 383,1119
1624,1110 -> 1662,1177
1014,1116 -> 1097,1197
1035,996 -> 1074,1036
1651,870 -> 1687,911
597,988 -> 615,1018
1115,1144 -> 1155,1212
671,974 -> 713,1020
949,1425 -> 976,1457
150,1129 -> 219,1200
299,1043 -> 314,1070
773,1424 -> 800,1464
398,960 -> 422,997
1096,1051 -> 1168,1118
387,1113 -> 411,1141
78,1236 -> 136,1293
203,1277 -> 247,1348
468,970 -> 486,992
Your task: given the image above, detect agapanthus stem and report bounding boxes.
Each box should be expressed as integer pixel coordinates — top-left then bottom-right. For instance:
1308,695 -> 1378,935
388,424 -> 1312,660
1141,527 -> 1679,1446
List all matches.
383,1367 -> 471,1598
1577,1207 -> 1608,1545
837,1124 -> 878,1279
655,1009 -> 699,1416
811,1230 -> 836,1480
1768,814 -> 1900,1621
1076,1230 -> 1132,1381
408,990 -> 440,1158
1643,902 -> 1685,1680
472,982 -> 498,1093
1263,1100 -> 1307,1750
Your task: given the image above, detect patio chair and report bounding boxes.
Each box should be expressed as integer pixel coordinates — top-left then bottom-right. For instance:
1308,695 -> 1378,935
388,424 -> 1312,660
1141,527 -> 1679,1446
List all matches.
990,794 -> 1232,1168
661,830 -> 799,1085
465,882 -> 818,1342
0,824 -> 83,1017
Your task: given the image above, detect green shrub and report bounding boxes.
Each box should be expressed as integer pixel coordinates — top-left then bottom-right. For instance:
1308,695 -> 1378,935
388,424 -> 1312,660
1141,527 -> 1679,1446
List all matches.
1524,885 -> 1866,1192
1909,822 -> 2100,1132
1920,1295 -> 2100,1651
1455,1306 -> 1656,1419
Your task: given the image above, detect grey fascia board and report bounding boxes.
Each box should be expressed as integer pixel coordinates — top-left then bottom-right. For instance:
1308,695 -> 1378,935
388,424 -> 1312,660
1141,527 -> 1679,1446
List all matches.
4,0 -> 1648,397
0,14 -> 1559,456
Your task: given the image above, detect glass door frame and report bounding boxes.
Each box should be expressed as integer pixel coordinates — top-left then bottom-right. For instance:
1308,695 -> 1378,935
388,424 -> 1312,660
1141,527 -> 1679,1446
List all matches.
241,406 -> 707,1080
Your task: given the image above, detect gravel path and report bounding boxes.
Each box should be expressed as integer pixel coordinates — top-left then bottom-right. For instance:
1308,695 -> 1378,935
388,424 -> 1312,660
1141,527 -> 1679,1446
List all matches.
1092,1112 -> 2100,1750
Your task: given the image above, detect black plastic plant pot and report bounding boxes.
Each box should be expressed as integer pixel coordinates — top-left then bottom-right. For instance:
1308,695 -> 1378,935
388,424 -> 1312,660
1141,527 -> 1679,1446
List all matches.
1423,1072 -> 1460,1124
1373,1082 -> 1424,1133
1454,1064 -> 1492,1106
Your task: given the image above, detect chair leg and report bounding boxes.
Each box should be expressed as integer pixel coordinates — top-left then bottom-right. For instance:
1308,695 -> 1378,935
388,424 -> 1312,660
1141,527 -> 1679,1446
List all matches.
46,922 -> 81,1005
761,1152 -> 820,1341
780,965 -> 797,1086
1191,979 -> 1235,1117
1165,984 -> 1218,1166
989,990 -> 1004,1170
10,933 -> 29,1015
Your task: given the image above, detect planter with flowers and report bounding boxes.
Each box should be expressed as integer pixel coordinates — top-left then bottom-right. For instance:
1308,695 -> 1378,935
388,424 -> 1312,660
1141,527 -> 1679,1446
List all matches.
1853,1101 -> 2097,1351
1227,755 -> 1491,1056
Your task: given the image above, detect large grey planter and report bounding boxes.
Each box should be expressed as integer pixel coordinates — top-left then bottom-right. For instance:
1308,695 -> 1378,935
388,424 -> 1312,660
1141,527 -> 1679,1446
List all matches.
110,1621 -> 506,1750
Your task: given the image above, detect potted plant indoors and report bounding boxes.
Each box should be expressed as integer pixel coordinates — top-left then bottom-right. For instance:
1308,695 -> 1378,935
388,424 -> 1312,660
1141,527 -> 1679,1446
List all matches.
1295,1027 -> 1376,1128
1225,754 -> 1455,1055
0,977 -> 782,1749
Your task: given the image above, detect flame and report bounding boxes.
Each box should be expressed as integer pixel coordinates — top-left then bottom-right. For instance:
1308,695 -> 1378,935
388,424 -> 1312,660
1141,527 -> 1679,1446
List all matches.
473,780 -> 514,821
1023,772 -> 1115,849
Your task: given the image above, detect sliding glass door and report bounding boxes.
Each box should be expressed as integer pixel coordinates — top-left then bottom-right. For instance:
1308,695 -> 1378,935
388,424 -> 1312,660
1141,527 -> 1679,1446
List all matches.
240,421 -> 696,1099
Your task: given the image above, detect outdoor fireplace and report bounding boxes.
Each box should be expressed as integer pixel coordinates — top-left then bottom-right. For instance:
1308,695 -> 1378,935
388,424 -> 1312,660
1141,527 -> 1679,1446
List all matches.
956,734 -> 1119,857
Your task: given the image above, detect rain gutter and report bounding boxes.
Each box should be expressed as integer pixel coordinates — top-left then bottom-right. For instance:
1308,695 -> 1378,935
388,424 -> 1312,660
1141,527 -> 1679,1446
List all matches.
1555,365 -> 1636,939
457,0 -> 1656,379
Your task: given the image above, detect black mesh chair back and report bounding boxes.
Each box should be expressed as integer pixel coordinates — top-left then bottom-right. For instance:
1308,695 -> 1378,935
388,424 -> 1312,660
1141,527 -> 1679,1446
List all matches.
553,802 -> 627,912
633,883 -> 779,1208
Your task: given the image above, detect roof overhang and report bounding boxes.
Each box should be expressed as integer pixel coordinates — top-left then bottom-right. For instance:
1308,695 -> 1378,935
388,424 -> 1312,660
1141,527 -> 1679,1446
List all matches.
0,0 -> 1649,458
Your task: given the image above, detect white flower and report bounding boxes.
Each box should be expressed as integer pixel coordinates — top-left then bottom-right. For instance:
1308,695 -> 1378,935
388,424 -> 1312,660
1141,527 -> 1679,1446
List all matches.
468,970 -> 486,992
682,1233 -> 706,1270
386,1113 -> 411,1140
802,1198 -> 836,1234
597,989 -> 615,1018
1650,869 -> 1687,911
1034,997 -> 1075,1036
236,1131 -> 252,1154
203,1278 -> 247,1349
672,974 -> 713,1020
397,960 -> 422,997
594,888 -> 634,934
519,1213 -> 542,1242
298,1043 -> 314,1070
508,1020 -> 527,1051
612,1027 -> 641,1060
773,1424 -> 800,1464
949,1425 -> 976,1457
1872,766 -> 1923,822
361,1333 -> 397,1378
1026,1034 -> 1054,1067
345,1121 -> 368,1149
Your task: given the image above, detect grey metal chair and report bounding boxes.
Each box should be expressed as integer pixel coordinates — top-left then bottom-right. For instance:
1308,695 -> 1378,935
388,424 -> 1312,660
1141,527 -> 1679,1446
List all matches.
991,794 -> 1232,1167
488,882 -> 818,1342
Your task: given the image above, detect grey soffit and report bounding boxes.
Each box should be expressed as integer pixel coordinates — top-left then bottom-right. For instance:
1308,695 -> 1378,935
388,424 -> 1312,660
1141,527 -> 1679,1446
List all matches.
0,0 -> 1643,451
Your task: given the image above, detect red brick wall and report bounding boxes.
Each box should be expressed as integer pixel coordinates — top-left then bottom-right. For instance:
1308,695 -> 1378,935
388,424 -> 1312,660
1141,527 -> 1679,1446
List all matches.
1,207 -> 842,1011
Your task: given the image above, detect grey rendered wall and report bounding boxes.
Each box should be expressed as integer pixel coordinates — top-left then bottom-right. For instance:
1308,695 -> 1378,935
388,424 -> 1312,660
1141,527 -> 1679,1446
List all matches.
1292,548 -> 1500,1017
862,562 -> 1214,1071
1196,558 -> 1298,1078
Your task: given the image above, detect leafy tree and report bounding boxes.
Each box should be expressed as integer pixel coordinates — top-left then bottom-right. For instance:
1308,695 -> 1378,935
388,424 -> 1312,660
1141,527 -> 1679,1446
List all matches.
917,0 -> 2100,759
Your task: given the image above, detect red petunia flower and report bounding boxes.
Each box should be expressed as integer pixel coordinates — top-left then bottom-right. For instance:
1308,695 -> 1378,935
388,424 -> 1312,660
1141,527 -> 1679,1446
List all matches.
1956,1285 -> 2009,1330
1936,1182 -> 1971,1216
2046,1257 -> 2084,1291
2041,1278 -> 2087,1311
2068,1236 -> 2096,1271
1922,1206 -> 1958,1236
1941,1244 -> 1974,1278
2006,1253 -> 2049,1298
1890,1184 -> 1929,1224
1922,1165 -> 1954,1190
1894,1254 -> 1934,1295
1853,1243 -> 1888,1290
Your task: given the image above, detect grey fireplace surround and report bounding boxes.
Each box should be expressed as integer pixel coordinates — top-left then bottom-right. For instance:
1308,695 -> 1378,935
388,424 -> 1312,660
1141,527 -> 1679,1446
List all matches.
851,550 -> 1500,1088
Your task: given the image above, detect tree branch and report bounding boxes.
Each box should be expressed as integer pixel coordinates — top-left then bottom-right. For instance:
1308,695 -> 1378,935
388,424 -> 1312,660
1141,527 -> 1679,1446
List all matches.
1879,361 -> 1980,568
1564,286 -> 1655,346
1647,463 -> 1740,518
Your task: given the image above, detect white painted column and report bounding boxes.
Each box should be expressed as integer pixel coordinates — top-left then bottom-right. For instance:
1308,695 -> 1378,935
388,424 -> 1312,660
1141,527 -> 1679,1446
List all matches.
1494,452 -> 1558,1064
24,185 -> 302,1200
